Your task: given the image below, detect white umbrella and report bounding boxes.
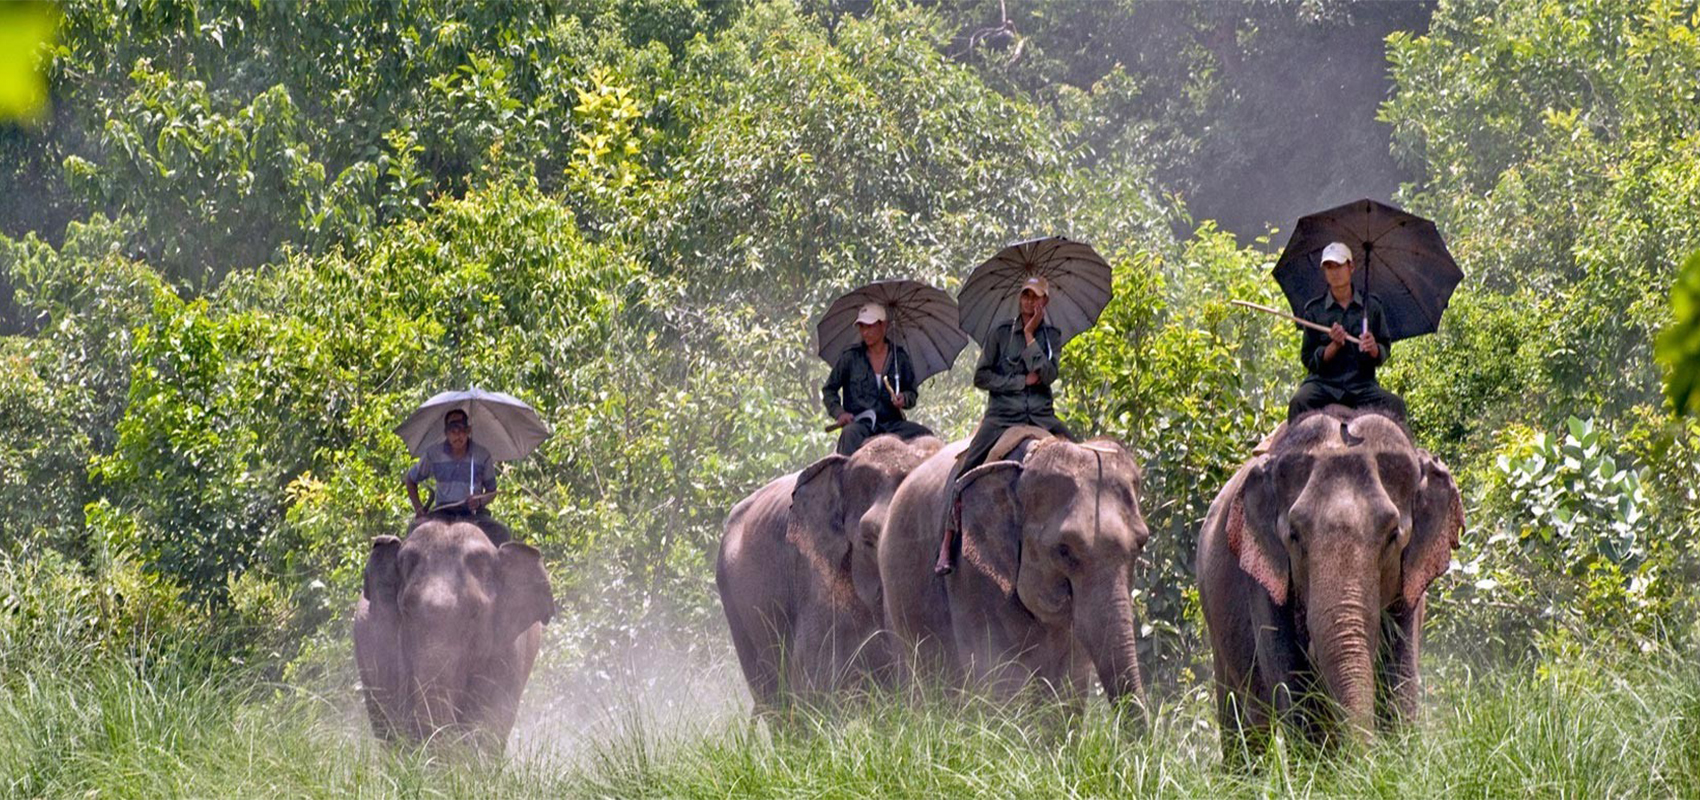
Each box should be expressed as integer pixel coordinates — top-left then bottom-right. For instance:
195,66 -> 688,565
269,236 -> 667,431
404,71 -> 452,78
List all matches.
957,236 -> 1114,347
394,387 -> 551,462
815,280 -> 971,386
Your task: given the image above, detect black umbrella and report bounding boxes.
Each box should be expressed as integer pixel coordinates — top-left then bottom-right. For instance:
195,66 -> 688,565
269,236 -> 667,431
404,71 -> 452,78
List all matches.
1272,198 -> 1463,342
816,280 -> 971,386
957,236 -> 1113,347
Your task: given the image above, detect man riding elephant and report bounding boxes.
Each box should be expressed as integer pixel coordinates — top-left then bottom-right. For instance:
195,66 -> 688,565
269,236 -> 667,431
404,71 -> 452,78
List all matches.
1286,242 -> 1406,422
404,408 -> 511,545
936,275 -> 1072,574
821,303 -> 934,456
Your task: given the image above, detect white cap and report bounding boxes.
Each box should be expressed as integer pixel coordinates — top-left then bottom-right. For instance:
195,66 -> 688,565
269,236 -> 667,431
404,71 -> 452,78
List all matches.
855,303 -> 887,325
1321,242 -> 1353,266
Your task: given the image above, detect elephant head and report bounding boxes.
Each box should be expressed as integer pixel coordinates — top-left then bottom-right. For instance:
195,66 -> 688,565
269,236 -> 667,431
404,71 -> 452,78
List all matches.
1230,410 -> 1462,735
355,520 -> 554,749
955,437 -> 1151,708
790,435 -> 944,615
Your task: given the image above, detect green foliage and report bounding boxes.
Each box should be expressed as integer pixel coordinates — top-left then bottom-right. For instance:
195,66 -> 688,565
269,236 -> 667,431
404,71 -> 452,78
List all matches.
0,2 -> 56,122
1658,250 -> 1700,415
1382,0 -> 1700,651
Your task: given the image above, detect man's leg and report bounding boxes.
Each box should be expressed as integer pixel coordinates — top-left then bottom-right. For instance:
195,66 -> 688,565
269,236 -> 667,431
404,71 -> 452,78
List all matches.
1353,385 -> 1408,422
835,420 -> 874,456
472,511 -> 512,547
1286,382 -> 1336,423
881,419 -> 935,441
936,421 -> 1008,575
1039,415 -> 1074,442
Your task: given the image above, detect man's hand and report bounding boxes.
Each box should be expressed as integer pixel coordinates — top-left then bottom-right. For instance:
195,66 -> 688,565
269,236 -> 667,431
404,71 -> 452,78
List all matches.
891,393 -> 906,409
1329,322 -> 1348,346
1023,297 -> 1048,341
836,412 -> 855,427
1358,329 -> 1380,359
1025,371 -> 1039,386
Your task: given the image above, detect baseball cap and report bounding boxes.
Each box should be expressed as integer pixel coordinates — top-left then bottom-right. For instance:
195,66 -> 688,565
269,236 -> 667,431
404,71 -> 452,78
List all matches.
1321,242 -> 1353,266
1020,275 -> 1050,297
855,303 -> 887,325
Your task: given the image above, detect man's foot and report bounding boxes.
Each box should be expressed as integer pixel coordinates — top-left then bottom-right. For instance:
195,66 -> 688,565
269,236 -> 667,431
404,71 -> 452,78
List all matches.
933,550 -> 954,576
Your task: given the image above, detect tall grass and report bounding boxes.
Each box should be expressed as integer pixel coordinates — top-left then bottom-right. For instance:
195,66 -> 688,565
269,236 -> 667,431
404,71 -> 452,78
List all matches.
4,641 -> 1697,799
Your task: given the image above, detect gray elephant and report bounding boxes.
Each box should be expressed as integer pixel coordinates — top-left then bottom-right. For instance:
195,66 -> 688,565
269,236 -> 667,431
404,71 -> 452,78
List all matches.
352,519 -> 555,752
880,435 -> 1151,712
1197,407 -> 1462,756
717,434 -> 942,713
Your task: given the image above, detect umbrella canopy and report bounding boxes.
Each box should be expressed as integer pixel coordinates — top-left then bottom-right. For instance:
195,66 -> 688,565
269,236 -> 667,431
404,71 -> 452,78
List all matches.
1272,198 -> 1464,342
956,236 -> 1113,347
394,388 -> 552,462
816,280 -> 971,385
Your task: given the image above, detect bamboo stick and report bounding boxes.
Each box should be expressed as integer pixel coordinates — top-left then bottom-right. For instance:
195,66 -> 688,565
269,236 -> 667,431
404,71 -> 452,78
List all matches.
1231,299 -> 1362,345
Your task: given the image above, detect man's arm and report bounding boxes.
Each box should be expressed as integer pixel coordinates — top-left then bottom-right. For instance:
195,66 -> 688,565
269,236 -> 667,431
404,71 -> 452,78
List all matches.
468,453 -> 498,511
404,460 -> 426,515
821,350 -> 851,419
894,348 -> 919,409
1365,302 -> 1391,366
974,328 -> 1026,392
1022,327 -> 1061,386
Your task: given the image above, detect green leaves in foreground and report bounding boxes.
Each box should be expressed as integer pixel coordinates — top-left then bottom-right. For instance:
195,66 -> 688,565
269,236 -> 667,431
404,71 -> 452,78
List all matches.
1659,250 -> 1700,416
0,2 -> 56,122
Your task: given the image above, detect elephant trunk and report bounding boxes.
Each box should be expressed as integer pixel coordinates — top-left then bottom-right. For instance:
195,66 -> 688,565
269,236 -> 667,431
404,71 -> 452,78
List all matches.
1076,577 -> 1145,715
404,617 -> 474,739
1307,576 -> 1379,740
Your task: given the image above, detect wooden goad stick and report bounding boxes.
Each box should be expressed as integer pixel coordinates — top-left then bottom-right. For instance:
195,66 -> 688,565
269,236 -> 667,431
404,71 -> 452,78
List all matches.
1231,300 -> 1362,345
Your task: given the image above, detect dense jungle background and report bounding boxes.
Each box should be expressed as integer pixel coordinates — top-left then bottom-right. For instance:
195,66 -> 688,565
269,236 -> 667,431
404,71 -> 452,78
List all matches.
4,0 -> 1700,795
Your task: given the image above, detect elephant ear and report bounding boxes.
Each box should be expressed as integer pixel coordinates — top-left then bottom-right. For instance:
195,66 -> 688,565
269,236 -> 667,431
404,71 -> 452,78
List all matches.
789,454 -> 849,568
1402,453 -> 1464,609
956,461 -> 1023,600
363,536 -> 403,608
1228,458 -> 1291,606
495,542 -> 555,645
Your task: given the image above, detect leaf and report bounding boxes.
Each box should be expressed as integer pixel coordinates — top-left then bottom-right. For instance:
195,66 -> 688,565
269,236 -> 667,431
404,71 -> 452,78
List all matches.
1657,250 -> 1700,416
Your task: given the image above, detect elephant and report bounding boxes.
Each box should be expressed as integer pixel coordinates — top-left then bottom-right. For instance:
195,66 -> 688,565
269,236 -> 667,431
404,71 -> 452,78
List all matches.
717,434 -> 942,713
352,519 -> 555,752
879,434 -> 1151,713
1197,407 -> 1463,756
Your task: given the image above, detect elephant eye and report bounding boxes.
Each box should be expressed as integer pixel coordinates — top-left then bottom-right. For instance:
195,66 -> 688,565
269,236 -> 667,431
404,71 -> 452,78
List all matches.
1054,543 -> 1079,568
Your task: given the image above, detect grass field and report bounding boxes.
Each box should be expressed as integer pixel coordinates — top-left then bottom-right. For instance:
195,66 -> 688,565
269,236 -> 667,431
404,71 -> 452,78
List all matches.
4,637 -> 1698,799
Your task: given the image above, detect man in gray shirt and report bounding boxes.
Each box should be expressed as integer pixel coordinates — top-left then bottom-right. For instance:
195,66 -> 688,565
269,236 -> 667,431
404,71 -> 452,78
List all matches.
404,408 -> 509,544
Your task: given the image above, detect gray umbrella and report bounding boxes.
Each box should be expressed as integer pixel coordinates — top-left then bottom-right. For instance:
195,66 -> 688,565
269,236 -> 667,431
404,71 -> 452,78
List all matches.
815,280 -> 971,386
394,387 -> 552,462
957,236 -> 1113,347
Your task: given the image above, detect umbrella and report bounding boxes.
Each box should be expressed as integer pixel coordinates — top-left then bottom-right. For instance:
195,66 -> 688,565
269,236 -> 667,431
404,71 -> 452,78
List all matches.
816,280 -> 971,386
394,387 -> 552,462
1272,198 -> 1463,342
956,236 -> 1113,347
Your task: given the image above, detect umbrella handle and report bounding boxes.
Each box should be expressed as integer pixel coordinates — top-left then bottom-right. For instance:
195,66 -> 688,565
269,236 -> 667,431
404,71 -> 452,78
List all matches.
825,421 -> 848,432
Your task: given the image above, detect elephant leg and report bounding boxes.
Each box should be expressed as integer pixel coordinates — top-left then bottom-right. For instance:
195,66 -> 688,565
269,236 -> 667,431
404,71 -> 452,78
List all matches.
1378,595 -> 1426,729
464,622 -> 544,754
1209,619 -> 1270,767
727,606 -> 786,716
353,596 -> 406,742
1251,593 -> 1317,731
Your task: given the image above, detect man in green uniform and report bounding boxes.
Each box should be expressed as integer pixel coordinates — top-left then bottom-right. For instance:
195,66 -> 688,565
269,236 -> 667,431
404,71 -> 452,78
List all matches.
821,303 -> 934,456
936,275 -> 1071,574
1287,241 -> 1406,422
